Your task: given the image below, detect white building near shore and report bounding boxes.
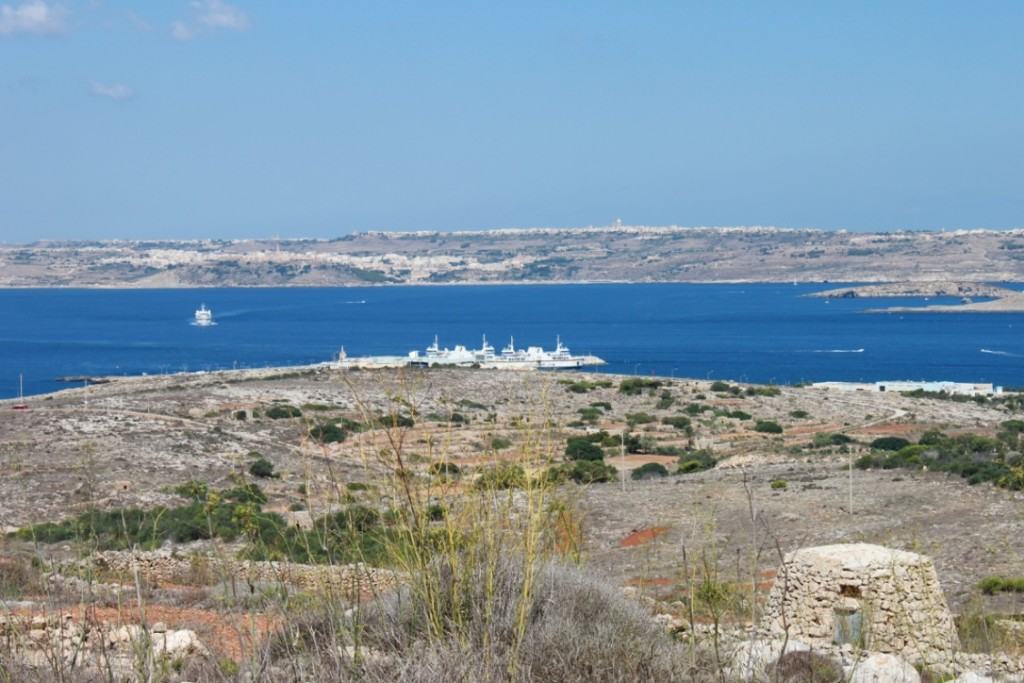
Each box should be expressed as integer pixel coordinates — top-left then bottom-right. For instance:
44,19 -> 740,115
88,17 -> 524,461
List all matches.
812,380 -> 1001,396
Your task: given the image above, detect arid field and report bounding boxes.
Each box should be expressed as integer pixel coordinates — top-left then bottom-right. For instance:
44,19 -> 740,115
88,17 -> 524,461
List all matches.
2,365 -> 1024,680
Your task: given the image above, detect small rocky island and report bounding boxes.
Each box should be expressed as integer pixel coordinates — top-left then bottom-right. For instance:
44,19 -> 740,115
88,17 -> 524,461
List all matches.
811,281 -> 1024,312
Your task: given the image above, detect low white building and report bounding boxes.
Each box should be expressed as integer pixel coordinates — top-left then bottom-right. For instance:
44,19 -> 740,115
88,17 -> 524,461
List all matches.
812,380 -> 1001,396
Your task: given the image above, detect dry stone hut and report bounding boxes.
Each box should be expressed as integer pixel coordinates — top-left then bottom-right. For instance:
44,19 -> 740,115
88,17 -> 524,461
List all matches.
762,543 -> 959,658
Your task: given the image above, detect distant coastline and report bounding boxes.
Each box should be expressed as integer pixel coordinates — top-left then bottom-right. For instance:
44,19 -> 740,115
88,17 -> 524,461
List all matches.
4,226 -> 1024,288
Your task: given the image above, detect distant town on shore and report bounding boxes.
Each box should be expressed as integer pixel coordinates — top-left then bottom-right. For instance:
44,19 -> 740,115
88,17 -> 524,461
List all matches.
3,225 -> 1024,288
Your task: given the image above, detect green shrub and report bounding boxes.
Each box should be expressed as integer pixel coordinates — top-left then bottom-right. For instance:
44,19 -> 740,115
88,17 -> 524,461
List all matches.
565,437 -> 605,461
770,479 -> 788,490
655,390 -> 675,410
565,460 -> 619,484
373,414 -> 415,429
265,404 -> 302,419
813,433 -> 853,447
886,445 -> 929,467
618,378 -> 663,395
16,485 -> 406,566
754,420 -> 783,434
789,410 -> 809,419
598,431 -> 644,453
918,429 -> 947,445
979,576 -> 1024,595
233,410 -> 247,421
346,482 -> 370,491
631,462 -> 669,480
625,412 -> 656,427
327,505 -> 381,532
857,432 -> 1017,487
429,462 -> 462,477
684,403 -> 709,415
590,401 -> 612,411
746,385 -> 781,397
224,483 -> 267,504
475,463 -> 527,490
172,480 -> 209,501
490,436 -> 513,450
577,407 -> 602,423
677,449 -> 717,474
661,415 -> 692,430
1001,419 -> 1024,433
564,379 -> 611,394
871,436 -> 911,451
249,458 -> 277,478
728,410 -> 752,420
308,421 -> 347,444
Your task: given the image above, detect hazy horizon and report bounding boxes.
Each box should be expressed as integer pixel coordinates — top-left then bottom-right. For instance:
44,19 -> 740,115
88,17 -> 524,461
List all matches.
3,1 -> 1023,241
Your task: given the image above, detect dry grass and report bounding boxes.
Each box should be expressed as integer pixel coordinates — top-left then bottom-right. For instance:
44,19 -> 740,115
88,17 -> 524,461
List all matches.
264,553 -> 703,683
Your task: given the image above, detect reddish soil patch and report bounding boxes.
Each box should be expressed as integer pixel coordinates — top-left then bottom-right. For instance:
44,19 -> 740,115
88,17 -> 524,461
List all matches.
14,604 -> 277,661
620,526 -> 670,548
784,423 -> 842,437
850,422 -> 919,437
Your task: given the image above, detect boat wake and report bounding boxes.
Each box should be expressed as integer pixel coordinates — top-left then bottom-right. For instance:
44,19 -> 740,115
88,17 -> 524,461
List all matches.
980,348 -> 1021,358
809,348 -> 865,353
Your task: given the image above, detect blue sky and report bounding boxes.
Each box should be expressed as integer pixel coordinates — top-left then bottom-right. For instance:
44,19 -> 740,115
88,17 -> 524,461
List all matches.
2,1 -> 1022,241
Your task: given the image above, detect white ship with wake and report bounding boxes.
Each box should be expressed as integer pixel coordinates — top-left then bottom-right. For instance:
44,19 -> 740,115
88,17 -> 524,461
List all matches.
335,335 -> 604,370
192,304 -> 215,326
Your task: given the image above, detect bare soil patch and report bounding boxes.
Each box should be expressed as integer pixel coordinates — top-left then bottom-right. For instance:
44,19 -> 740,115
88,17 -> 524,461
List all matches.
620,526 -> 670,548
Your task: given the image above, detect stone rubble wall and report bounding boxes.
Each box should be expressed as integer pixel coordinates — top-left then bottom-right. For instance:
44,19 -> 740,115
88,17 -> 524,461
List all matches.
762,546 -> 960,659
89,549 -> 399,595
0,612 -> 207,677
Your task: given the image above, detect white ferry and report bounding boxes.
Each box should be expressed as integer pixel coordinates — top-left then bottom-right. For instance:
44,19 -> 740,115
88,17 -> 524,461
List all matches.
334,335 -> 605,370
409,335 -> 604,369
192,304 -> 215,327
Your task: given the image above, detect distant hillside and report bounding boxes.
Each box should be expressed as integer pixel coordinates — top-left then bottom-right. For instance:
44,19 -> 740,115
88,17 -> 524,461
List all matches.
3,226 -> 1024,287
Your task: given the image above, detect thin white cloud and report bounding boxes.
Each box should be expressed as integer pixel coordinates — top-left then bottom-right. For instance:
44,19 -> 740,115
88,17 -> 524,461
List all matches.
0,1 -> 67,35
170,19 -> 192,40
196,0 -> 247,30
126,10 -> 152,32
90,81 -> 133,100
171,0 -> 247,41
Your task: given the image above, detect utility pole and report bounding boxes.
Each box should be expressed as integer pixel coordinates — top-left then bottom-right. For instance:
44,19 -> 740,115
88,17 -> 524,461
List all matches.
620,429 -> 627,492
848,450 -> 854,515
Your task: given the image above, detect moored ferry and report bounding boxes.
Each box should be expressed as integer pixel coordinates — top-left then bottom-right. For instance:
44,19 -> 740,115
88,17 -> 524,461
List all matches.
408,335 -> 604,369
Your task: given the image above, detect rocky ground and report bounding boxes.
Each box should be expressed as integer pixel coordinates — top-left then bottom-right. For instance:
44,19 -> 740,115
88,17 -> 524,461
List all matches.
0,365 -> 1007,528
581,460 -> 1024,613
2,365 -> 1024,676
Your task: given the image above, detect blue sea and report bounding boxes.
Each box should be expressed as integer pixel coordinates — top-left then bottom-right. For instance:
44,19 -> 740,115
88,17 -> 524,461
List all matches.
1,284 -> 1023,399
